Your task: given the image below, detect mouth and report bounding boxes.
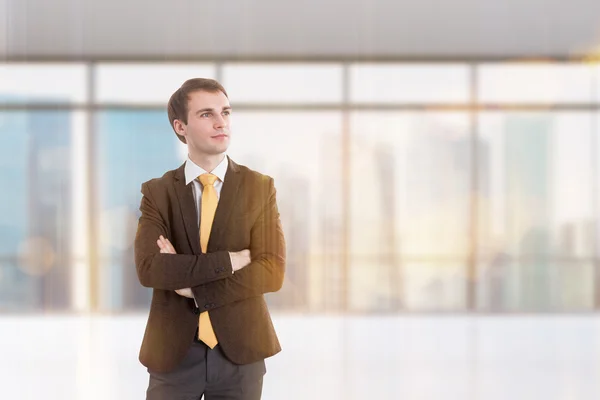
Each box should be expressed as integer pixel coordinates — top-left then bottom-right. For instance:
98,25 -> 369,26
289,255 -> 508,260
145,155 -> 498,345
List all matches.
212,134 -> 228,138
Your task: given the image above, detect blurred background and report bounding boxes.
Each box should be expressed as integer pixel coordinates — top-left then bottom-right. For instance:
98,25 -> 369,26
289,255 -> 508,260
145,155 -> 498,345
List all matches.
3,0 -> 600,399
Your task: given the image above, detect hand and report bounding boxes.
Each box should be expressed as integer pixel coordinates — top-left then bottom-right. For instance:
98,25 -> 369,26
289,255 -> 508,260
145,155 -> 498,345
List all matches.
229,249 -> 252,272
175,287 -> 194,298
156,235 -> 194,299
157,235 -> 176,254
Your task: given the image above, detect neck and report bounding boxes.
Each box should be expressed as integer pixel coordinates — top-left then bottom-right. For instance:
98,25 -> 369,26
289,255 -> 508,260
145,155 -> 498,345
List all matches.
189,152 -> 226,173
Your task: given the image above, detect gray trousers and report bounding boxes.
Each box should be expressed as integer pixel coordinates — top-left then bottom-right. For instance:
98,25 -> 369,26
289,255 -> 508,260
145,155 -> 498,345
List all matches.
146,336 -> 266,400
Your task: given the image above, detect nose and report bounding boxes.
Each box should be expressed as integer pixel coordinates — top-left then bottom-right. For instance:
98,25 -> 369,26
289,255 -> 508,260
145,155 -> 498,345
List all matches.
213,113 -> 226,129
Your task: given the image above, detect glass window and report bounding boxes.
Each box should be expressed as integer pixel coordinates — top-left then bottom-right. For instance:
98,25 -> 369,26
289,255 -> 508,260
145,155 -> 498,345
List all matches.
478,63 -> 595,103
403,261 -> 468,310
349,112 -> 471,311
476,112 -> 595,311
4,60 -> 600,315
0,63 -> 87,104
222,64 -> 343,103
349,64 -> 470,103
95,63 -> 216,104
477,261 -> 594,312
0,111 -> 79,311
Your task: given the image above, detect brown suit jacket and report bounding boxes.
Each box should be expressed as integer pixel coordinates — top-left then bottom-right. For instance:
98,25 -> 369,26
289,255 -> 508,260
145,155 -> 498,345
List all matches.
134,156 -> 286,373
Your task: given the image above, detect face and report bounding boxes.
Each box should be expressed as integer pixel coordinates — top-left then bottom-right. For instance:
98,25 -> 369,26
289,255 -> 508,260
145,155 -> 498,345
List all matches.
173,90 -> 232,157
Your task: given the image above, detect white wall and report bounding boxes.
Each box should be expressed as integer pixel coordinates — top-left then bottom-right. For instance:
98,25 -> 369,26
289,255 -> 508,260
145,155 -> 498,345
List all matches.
2,0 -> 600,59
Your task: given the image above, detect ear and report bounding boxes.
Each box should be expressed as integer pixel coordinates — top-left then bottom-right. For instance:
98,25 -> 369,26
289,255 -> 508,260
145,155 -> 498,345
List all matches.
173,119 -> 186,136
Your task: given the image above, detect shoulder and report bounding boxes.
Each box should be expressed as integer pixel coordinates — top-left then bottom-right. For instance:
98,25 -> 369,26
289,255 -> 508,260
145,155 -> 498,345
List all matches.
140,165 -> 182,197
234,161 -> 275,190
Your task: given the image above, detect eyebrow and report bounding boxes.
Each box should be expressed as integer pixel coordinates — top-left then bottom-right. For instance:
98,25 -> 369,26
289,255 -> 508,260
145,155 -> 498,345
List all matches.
195,106 -> 232,115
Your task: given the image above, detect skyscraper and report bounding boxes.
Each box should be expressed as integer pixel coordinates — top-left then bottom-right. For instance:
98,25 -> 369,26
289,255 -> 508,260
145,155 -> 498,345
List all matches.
26,111 -> 73,310
505,116 -> 553,311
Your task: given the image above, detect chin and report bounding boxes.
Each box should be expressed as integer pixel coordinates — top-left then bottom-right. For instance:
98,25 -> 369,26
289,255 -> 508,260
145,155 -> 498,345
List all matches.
215,144 -> 230,153
206,147 -> 228,155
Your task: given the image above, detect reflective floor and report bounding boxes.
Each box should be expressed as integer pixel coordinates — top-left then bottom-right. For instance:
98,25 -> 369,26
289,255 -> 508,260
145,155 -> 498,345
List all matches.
1,314 -> 599,399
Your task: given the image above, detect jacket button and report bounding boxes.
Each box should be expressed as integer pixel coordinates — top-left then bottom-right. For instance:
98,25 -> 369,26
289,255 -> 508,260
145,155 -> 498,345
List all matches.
204,303 -> 211,309
193,307 -> 200,315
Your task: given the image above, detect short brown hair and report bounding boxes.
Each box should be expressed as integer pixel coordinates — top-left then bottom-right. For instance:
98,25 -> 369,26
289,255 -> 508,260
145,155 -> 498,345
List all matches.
167,78 -> 229,144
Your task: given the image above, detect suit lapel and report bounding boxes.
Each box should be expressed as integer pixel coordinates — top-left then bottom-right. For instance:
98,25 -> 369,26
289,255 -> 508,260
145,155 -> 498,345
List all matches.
209,155 -> 242,251
173,162 -> 202,255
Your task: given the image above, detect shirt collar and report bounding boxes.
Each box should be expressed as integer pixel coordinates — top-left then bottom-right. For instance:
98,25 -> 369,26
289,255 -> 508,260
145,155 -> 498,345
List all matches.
184,154 -> 228,185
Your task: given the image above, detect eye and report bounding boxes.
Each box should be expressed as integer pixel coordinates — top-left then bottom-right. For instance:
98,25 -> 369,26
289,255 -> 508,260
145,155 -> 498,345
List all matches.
222,110 -> 231,116
201,112 -> 211,118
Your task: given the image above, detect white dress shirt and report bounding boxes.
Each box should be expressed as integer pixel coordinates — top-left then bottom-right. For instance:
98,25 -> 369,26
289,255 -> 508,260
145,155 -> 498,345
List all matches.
178,154 -> 230,304
184,154 -> 229,225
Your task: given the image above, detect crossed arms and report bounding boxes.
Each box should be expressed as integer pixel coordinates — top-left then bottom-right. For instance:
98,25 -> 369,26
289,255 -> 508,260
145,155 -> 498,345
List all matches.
134,178 -> 286,311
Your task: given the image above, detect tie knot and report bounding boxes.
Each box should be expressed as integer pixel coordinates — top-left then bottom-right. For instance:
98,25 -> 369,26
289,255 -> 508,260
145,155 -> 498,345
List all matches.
198,173 -> 218,187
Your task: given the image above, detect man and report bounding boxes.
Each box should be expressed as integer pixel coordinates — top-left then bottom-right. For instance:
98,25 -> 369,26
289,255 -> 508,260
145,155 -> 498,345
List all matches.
134,78 -> 286,399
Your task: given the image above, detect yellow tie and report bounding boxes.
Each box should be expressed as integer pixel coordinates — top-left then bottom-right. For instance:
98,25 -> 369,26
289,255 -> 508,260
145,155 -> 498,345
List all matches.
197,173 -> 219,348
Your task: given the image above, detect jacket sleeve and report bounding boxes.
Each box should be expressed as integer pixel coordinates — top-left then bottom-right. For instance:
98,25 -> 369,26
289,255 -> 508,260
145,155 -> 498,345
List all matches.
134,181 -> 233,290
191,177 -> 286,310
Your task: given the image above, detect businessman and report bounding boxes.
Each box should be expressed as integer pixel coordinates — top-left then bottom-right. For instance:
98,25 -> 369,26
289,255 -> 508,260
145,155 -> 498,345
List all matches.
134,78 -> 286,399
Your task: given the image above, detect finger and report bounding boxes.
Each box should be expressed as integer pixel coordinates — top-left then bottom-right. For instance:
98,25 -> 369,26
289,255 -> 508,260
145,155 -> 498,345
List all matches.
165,243 -> 175,254
160,235 -> 169,246
163,237 -> 173,252
165,239 -> 176,253
162,237 -> 174,251
157,239 -> 165,249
